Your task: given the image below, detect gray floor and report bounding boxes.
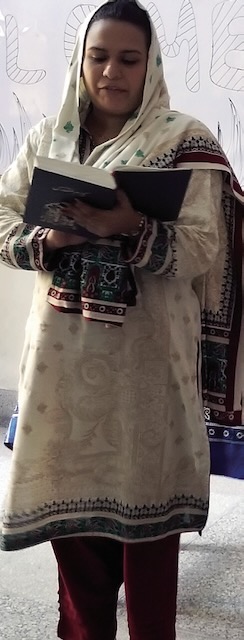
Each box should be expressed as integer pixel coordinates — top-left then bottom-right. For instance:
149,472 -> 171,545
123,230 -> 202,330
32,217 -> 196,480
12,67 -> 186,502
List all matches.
0,424 -> 243,640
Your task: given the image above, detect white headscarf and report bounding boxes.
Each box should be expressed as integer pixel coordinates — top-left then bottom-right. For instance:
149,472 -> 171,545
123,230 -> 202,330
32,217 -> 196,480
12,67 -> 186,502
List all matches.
49,0 -> 173,167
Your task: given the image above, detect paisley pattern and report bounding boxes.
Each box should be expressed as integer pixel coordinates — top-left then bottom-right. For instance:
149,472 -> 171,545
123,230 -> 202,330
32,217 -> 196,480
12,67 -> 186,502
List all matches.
46,240 -> 136,324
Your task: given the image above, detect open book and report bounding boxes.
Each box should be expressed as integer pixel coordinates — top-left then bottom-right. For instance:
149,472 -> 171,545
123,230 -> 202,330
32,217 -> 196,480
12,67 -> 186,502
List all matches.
24,156 -> 192,238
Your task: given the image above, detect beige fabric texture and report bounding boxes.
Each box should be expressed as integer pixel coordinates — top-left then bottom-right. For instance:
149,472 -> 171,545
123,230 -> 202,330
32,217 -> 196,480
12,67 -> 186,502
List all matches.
0,115 -> 223,544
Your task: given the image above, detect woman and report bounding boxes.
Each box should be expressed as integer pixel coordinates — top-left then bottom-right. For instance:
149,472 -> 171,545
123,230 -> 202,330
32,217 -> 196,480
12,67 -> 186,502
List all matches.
0,1 -> 243,638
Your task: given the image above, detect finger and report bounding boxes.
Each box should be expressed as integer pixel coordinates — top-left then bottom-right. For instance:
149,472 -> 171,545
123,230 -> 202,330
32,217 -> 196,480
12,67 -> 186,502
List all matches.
74,199 -> 96,215
72,209 -> 102,234
60,200 -> 89,215
59,202 -> 77,217
116,188 -> 131,207
60,202 -> 89,223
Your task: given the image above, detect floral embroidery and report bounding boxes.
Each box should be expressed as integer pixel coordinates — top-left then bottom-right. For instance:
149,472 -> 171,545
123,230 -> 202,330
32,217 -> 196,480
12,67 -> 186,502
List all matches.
135,149 -> 145,158
146,226 -> 170,273
63,120 -> 74,133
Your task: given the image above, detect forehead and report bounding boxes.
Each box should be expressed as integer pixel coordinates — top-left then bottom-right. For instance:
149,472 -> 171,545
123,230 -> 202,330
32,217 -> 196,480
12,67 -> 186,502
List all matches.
85,19 -> 147,52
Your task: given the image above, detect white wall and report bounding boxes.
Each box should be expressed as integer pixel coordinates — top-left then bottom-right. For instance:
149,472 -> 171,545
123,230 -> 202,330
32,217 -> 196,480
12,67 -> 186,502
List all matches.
0,265 -> 34,389
0,0 -> 243,390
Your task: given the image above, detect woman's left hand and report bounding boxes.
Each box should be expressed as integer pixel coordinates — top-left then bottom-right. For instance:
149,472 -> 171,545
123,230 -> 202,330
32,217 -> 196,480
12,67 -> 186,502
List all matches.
62,189 -> 143,238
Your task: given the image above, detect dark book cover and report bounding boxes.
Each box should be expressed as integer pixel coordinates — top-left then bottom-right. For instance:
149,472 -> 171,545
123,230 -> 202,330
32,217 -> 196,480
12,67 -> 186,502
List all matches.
24,167 -> 117,238
24,164 -> 192,237
114,168 -> 192,221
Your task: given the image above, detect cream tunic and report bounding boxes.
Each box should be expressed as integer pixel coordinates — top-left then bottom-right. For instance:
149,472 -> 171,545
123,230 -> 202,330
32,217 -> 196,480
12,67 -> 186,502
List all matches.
0,118 -> 223,550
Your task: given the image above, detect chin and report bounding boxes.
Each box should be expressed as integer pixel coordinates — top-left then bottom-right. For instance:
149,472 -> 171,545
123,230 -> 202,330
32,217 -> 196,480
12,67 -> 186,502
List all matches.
95,94 -> 137,115
99,102 -> 136,118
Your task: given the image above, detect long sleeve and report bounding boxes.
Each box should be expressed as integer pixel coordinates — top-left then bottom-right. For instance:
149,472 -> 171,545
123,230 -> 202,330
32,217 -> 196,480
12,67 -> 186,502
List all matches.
0,119 -> 50,271
126,169 -> 224,279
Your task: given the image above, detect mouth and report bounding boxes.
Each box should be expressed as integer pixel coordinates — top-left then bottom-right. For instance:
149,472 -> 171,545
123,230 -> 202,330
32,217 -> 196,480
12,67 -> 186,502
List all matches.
99,86 -> 127,92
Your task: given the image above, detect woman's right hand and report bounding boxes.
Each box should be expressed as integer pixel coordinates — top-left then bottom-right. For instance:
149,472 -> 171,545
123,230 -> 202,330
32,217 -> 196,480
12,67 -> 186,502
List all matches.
44,229 -> 88,252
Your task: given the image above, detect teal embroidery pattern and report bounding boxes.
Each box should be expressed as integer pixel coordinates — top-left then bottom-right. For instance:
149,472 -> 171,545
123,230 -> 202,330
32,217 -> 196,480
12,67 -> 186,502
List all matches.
135,149 -> 145,158
121,160 -> 128,165
103,161 -> 109,168
1,225 -> 45,271
64,121 -> 74,133
0,495 -> 208,551
156,54 -> 162,67
166,116 -> 176,123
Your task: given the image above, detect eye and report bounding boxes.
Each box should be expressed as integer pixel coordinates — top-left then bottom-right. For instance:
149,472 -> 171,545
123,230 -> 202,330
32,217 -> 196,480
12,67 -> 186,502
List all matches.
88,56 -> 139,65
90,56 -> 106,63
122,60 -> 139,66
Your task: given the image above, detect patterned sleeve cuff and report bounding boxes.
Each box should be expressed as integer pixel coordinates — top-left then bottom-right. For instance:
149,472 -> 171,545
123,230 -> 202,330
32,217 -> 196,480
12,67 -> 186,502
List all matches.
32,227 -> 53,270
124,217 -> 158,266
1,224 -> 51,271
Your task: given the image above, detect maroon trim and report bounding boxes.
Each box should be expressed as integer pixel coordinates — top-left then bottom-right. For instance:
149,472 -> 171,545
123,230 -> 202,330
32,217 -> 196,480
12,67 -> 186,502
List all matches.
176,151 -> 228,165
176,150 -> 243,197
125,219 -> 154,265
48,287 -> 81,304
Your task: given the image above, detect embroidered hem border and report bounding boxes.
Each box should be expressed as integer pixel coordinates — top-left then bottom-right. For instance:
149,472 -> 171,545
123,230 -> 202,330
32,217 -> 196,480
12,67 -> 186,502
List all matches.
0,511 -> 208,551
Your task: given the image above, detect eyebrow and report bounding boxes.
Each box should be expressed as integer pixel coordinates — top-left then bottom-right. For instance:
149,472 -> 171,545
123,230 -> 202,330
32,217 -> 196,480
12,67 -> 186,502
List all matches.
88,46 -> 142,55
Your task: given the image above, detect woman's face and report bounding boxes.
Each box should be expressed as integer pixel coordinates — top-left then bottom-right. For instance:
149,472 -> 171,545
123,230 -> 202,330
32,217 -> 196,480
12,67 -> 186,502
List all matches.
82,19 -> 148,118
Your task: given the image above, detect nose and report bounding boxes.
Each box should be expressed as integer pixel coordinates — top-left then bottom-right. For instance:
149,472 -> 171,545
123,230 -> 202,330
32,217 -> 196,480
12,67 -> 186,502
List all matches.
102,60 -> 122,80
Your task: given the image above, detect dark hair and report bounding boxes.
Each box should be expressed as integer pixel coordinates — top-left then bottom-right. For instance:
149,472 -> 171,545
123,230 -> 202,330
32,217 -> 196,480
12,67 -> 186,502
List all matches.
87,0 -> 151,51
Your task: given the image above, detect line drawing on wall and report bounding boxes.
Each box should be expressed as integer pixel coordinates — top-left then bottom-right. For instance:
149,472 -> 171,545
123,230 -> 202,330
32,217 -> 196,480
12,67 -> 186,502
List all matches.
0,124 -> 20,172
5,15 -> 46,84
218,99 -> 244,186
0,93 -> 33,174
0,125 -> 11,170
11,127 -> 20,162
64,4 -> 96,62
147,0 -> 200,92
13,93 -> 32,144
210,0 -> 244,91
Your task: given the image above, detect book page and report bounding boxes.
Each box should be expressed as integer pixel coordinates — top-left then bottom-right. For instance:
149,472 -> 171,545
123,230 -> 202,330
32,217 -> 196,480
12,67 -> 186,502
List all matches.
35,156 -> 115,188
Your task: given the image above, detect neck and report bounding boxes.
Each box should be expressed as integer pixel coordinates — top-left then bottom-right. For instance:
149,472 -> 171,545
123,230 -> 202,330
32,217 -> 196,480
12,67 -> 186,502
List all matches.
85,108 -> 128,144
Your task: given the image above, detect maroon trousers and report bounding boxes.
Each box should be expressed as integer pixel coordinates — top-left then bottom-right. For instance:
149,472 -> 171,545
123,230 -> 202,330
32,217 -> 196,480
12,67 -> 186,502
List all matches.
51,534 -> 180,640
